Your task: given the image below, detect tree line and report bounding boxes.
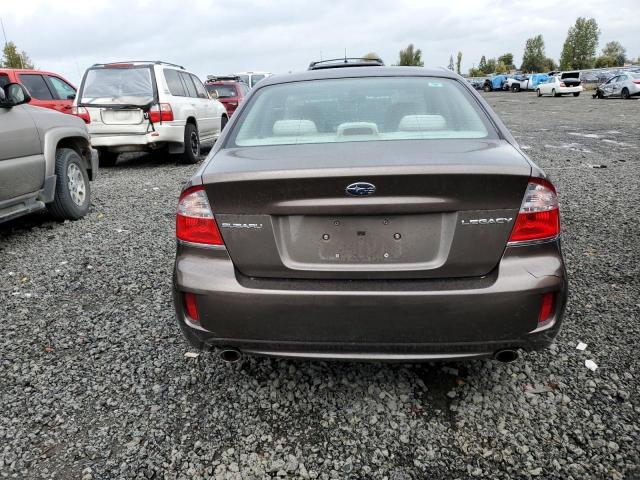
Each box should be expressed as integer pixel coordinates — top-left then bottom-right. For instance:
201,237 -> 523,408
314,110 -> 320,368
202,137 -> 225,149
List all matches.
385,17 -> 635,75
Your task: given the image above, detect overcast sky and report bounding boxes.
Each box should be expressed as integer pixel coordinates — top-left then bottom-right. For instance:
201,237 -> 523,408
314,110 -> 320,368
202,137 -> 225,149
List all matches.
2,0 -> 638,85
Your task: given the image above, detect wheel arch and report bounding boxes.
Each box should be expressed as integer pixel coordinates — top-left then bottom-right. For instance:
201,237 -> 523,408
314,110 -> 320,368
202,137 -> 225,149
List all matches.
44,127 -> 93,180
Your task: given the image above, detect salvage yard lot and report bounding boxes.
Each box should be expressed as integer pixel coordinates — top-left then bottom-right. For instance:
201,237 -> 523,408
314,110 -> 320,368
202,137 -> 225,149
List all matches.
1,92 -> 638,479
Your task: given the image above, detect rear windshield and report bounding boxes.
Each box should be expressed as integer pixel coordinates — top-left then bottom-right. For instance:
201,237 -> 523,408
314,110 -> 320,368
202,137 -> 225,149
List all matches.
230,77 -> 493,147
205,84 -> 237,97
80,67 -> 154,106
250,74 -> 266,87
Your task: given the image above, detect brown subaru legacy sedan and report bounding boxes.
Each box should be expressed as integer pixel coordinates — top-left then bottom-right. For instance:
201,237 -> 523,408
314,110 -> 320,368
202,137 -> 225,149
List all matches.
173,59 -> 567,363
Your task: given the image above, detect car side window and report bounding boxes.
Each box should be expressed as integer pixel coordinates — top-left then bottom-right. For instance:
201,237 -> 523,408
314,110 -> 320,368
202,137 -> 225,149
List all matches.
47,76 -> 76,100
164,68 -> 186,96
18,74 -> 54,100
179,72 -> 198,97
618,75 -> 627,82
190,75 -> 209,99
0,73 -> 10,88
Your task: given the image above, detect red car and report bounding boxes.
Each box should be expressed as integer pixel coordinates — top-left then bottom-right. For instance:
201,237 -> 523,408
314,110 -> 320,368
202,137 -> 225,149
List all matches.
0,68 -> 78,115
204,76 -> 249,116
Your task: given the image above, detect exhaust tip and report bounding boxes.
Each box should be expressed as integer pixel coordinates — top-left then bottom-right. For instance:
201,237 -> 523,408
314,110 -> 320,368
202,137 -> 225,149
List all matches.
219,348 -> 242,363
494,349 -> 519,363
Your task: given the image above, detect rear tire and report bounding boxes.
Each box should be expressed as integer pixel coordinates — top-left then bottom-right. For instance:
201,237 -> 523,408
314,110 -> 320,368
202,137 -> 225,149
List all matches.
573,92 -> 580,97
536,89 -> 542,97
220,115 -> 228,131
47,148 -> 91,221
621,88 -> 630,100
511,84 -> 520,93
483,84 -> 491,92
179,123 -> 200,164
97,149 -> 118,167
552,89 -> 560,97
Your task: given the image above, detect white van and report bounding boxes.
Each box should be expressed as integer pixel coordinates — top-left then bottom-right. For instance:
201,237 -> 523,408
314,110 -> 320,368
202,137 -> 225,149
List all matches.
234,71 -> 273,88
75,61 -> 227,165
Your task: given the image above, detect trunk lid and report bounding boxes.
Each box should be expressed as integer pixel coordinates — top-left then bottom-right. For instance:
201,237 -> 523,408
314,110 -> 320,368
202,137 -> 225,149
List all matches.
203,139 -> 531,279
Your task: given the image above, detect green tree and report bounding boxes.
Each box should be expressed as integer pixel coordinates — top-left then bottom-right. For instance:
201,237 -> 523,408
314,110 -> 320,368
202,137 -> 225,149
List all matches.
543,57 -> 557,72
468,67 -> 484,77
594,56 -> 617,68
601,41 -> 626,66
397,44 -> 424,66
483,58 -> 497,74
495,61 -> 508,74
448,54 -> 454,71
456,51 -> 462,75
559,17 -> 600,70
1,41 -> 34,69
498,53 -> 515,70
478,55 -> 487,72
521,35 -> 546,72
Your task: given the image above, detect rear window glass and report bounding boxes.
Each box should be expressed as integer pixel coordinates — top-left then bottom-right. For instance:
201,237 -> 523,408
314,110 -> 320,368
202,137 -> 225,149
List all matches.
205,84 -> 236,97
19,74 -> 54,100
250,74 -> 266,87
179,72 -> 198,97
230,77 -> 493,147
80,67 -> 154,105
164,68 -> 186,96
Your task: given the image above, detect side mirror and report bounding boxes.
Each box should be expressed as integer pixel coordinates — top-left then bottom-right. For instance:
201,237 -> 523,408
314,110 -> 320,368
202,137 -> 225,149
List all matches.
67,93 -> 76,100
0,83 -> 31,108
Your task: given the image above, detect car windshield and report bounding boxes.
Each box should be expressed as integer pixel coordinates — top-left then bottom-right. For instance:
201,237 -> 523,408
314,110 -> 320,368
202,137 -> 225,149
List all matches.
231,76 -> 492,147
80,67 -> 154,106
205,84 -> 236,97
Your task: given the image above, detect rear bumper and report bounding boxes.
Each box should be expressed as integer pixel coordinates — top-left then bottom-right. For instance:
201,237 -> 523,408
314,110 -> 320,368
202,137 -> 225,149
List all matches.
173,240 -> 568,360
89,123 -> 185,150
558,86 -> 583,94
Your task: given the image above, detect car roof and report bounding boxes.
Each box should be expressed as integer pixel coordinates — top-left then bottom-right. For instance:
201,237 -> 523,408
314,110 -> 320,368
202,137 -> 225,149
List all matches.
0,67 -> 69,77
256,66 -> 458,88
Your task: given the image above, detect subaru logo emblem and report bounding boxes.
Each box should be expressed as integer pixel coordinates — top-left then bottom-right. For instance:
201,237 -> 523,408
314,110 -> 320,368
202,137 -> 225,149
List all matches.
346,182 -> 376,196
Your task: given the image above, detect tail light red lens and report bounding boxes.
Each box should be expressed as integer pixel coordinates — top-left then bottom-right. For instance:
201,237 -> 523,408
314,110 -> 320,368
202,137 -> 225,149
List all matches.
560,81 -> 566,87
149,103 -> 174,123
538,292 -> 554,324
70,106 -> 90,124
176,186 -> 224,245
509,178 -> 560,244
183,292 -> 200,322
633,80 -> 640,85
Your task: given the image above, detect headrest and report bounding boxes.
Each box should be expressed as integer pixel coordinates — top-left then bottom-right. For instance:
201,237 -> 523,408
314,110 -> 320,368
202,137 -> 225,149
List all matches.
272,119 -> 318,136
398,115 -> 447,131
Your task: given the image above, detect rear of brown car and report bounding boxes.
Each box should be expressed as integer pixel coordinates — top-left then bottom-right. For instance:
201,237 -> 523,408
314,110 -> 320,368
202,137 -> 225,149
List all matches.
173,68 -> 567,362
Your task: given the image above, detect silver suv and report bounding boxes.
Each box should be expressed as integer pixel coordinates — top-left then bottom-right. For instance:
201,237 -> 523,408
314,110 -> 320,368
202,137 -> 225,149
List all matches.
0,82 -> 97,224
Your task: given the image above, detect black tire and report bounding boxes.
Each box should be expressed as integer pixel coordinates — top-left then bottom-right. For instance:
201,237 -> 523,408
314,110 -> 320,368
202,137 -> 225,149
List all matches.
621,88 -> 630,100
552,89 -> 560,97
536,89 -> 542,97
97,148 -> 118,167
220,115 -> 228,131
47,148 -> 91,220
573,92 -> 580,97
179,123 -> 200,164
511,84 -> 520,93
483,84 -> 491,92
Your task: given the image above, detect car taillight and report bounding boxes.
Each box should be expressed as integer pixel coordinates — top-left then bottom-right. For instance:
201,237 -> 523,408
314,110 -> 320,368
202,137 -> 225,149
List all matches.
538,292 -> 554,324
508,178 -> 560,244
71,106 -> 90,124
183,292 -> 200,322
149,103 -> 173,123
633,80 -> 640,85
559,81 -> 566,87
176,185 -> 224,245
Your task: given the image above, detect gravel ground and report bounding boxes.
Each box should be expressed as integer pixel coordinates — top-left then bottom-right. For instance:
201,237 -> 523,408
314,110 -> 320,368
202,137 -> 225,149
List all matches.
1,92 -> 639,479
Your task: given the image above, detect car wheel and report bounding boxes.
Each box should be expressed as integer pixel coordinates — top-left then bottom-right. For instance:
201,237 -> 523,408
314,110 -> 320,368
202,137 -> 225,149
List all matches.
573,92 -> 580,97
48,148 -> 91,220
483,85 -> 491,92
552,89 -> 560,97
621,88 -> 630,100
97,148 -> 118,167
220,115 -> 228,131
511,84 -> 520,93
180,123 -> 200,165
536,89 -> 542,97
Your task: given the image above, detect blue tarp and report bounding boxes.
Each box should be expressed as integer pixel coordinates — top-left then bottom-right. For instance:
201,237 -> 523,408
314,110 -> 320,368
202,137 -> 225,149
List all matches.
529,73 -> 549,88
490,75 -> 508,89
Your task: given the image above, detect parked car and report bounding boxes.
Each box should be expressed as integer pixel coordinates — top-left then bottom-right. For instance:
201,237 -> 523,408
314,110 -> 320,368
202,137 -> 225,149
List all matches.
536,74 -> 583,97
593,72 -> 640,99
234,71 -> 272,88
75,61 -> 228,166
0,82 -> 97,224
0,68 -> 80,116
482,74 -> 509,92
204,76 -> 250,116
173,63 -> 567,363
505,73 -> 550,92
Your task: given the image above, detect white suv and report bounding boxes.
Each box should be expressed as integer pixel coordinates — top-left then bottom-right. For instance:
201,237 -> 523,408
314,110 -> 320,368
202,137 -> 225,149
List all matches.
75,61 -> 227,165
